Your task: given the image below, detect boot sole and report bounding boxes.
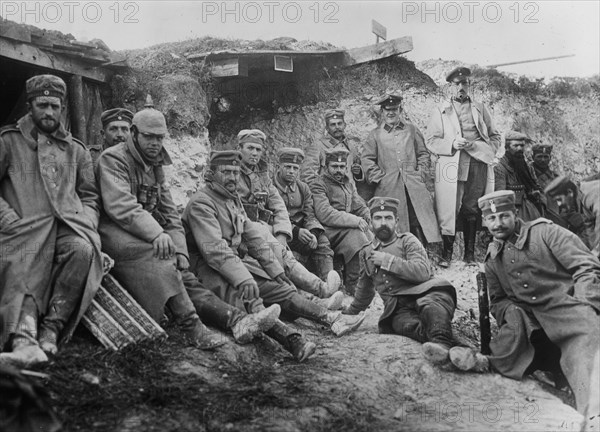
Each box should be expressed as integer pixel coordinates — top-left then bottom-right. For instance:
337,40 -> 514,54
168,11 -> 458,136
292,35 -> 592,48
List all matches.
422,342 -> 450,365
296,341 -> 317,362
234,305 -> 281,344
324,271 -> 342,297
326,291 -> 344,310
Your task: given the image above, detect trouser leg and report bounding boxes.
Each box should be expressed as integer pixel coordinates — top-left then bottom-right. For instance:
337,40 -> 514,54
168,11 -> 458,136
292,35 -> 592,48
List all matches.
406,188 -> 427,247
390,297 -> 427,342
416,290 -> 455,348
461,215 -> 477,263
181,269 -> 245,330
12,295 -> 39,348
280,292 -> 329,324
343,252 -> 361,296
40,223 -> 94,338
281,247 -> 323,296
311,233 -> 335,281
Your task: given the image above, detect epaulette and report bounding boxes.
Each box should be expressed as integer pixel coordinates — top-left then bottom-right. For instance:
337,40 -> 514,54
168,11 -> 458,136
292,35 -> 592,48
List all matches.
0,124 -> 19,136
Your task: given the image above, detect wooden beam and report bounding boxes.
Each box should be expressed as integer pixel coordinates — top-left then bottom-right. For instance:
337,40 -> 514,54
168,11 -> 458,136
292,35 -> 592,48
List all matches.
0,37 -> 111,83
68,75 -> 87,141
344,36 -> 413,66
209,57 -> 248,77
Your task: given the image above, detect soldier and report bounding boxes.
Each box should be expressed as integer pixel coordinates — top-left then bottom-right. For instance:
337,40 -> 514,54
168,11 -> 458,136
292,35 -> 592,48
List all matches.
531,143 -> 564,226
88,108 -> 133,164
301,109 -> 368,199
312,148 -> 371,295
494,131 -> 545,221
96,108 -> 281,350
362,92 -> 441,248
342,197 -> 457,364
0,75 -> 104,366
449,190 -> 600,415
236,129 -> 341,303
426,67 -> 501,267
182,150 -> 366,362
545,174 -> 599,256
272,147 -> 336,281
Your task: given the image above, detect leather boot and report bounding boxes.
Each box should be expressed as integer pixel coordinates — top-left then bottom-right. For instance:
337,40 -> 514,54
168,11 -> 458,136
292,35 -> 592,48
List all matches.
439,235 -> 455,268
449,347 -> 489,372
463,218 -> 477,264
343,253 -> 361,296
231,304 -> 281,344
265,321 -> 316,362
0,297 -> 48,367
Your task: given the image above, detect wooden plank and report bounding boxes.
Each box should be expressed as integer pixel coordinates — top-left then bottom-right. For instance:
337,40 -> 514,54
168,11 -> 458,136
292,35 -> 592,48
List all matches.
0,37 -> 111,83
371,20 -> 387,41
68,75 -> 86,141
210,57 -> 248,77
343,36 -> 413,66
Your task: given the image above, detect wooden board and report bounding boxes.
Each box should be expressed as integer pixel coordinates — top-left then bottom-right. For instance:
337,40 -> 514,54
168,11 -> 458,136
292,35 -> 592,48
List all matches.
344,36 -> 413,66
210,57 -> 248,77
0,37 -> 111,83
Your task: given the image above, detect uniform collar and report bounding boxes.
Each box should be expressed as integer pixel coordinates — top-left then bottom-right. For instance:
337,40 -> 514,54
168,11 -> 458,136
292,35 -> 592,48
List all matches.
241,159 -> 267,175
453,95 -> 471,103
485,219 -> 550,260
383,121 -> 405,133
17,113 -> 71,150
323,171 -> 350,185
126,137 -> 172,172
208,181 -> 241,201
274,172 -> 297,192
372,232 -> 398,249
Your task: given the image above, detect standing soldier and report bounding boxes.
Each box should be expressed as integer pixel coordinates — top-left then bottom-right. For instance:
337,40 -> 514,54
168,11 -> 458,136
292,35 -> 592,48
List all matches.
362,92 -> 441,247
96,108 -> 280,349
426,67 -> 501,267
301,109 -> 368,199
0,75 -> 104,365
343,197 -> 458,365
312,148 -> 372,295
494,131 -> 545,221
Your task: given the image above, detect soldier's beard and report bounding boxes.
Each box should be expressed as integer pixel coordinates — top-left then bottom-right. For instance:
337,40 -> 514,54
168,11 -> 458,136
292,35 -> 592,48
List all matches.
374,227 -> 393,241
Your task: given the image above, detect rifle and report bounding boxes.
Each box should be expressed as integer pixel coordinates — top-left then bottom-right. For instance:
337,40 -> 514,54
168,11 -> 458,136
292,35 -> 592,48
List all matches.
476,264 -> 491,355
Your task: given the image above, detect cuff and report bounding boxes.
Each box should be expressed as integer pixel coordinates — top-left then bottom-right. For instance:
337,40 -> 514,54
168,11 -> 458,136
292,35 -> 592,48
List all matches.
380,253 -> 395,272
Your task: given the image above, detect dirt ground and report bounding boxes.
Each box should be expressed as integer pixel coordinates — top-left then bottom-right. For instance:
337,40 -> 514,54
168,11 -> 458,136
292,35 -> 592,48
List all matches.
39,259 -> 590,432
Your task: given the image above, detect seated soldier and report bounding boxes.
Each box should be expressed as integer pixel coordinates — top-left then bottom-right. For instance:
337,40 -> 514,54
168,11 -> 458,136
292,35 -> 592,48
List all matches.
312,148 -> 372,295
235,129 -> 341,303
181,150 -> 367,362
343,197 -> 458,363
272,147 -> 343,308
545,174 -> 599,256
0,75 -> 104,366
449,190 -> 600,416
96,108 -> 280,349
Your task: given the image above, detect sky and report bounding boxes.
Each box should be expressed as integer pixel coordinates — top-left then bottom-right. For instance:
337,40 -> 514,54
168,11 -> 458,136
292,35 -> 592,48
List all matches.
2,0 -> 599,78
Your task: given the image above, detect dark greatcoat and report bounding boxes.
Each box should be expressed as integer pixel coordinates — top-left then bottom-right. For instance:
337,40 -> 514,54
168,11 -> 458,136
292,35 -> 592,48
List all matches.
485,218 -> 600,412
312,172 -> 371,262
0,114 -> 103,346
362,121 -> 441,242
494,155 -> 543,222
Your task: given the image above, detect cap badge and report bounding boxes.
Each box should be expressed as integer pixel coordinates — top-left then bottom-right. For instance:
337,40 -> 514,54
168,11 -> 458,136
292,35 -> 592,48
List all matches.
490,200 -> 497,213
43,90 -> 49,96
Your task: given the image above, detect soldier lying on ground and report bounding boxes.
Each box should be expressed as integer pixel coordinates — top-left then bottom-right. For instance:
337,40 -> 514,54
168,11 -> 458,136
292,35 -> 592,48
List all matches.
96,108 -> 280,350
235,129 -> 342,305
342,197 -> 458,362
448,190 -> 600,416
181,150 -> 366,362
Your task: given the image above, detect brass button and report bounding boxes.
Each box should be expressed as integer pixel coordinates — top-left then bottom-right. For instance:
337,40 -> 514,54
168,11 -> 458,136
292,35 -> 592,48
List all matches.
523,283 -> 528,288
532,296 -> 537,300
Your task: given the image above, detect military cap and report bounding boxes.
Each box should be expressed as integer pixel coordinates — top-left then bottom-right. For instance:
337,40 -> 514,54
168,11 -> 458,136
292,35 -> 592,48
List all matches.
325,148 -> 349,164
324,109 -> 345,121
26,74 -> 66,100
544,175 -> 577,197
375,92 -> 403,109
504,130 -> 532,143
209,150 -> 243,166
532,143 -> 553,156
478,190 -> 517,217
132,108 -> 168,135
368,196 -> 400,215
101,108 -> 134,127
445,67 -> 471,83
278,147 -> 305,165
237,129 -> 266,146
